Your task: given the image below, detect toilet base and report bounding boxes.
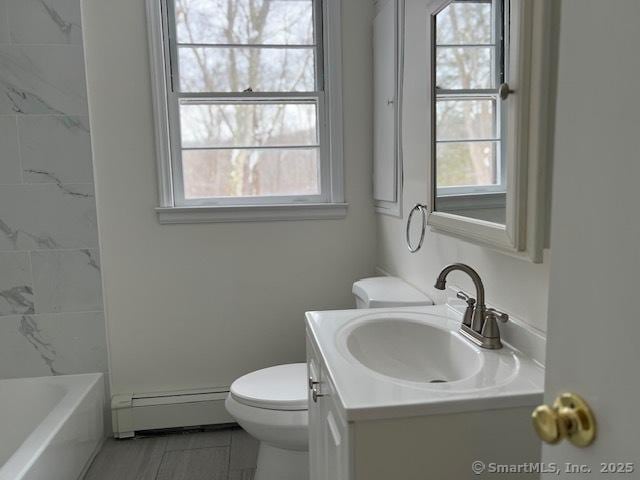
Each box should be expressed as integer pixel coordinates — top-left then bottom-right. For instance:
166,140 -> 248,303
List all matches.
254,443 -> 309,480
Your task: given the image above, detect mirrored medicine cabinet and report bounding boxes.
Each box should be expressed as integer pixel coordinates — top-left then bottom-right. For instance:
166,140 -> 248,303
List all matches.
427,0 -> 554,262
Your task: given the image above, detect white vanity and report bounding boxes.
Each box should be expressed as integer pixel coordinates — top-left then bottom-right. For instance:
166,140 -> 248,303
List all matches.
306,305 -> 544,479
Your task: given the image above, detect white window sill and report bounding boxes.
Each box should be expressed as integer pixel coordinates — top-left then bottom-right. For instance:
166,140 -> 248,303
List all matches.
156,203 -> 349,224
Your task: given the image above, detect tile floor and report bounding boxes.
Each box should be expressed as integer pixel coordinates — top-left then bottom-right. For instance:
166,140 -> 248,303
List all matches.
84,426 -> 258,480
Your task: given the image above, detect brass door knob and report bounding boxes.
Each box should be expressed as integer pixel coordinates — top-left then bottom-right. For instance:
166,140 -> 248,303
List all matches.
532,393 -> 596,447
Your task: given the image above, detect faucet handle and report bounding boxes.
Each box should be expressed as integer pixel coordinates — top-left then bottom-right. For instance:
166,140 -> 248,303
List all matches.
456,291 -> 476,329
456,291 -> 476,306
481,308 -> 509,345
486,308 -> 509,323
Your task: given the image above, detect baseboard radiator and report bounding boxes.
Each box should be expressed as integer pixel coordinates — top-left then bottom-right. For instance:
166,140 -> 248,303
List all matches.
112,387 -> 234,438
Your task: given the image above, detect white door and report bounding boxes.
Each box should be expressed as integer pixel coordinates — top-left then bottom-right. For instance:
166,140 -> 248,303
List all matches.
541,0 -> 640,478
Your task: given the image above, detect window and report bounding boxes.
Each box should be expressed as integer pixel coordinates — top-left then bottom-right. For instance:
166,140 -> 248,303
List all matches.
147,0 -> 345,222
434,0 -> 507,196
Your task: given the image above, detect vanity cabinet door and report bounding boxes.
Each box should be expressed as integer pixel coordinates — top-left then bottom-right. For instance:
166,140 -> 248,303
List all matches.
307,337 -> 352,480
307,341 -> 325,480
321,393 -> 351,480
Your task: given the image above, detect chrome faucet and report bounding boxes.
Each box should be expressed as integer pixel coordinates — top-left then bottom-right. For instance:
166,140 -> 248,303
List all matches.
434,263 -> 509,349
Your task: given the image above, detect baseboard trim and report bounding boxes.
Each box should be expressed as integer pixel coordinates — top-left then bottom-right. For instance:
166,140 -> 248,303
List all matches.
112,388 -> 234,438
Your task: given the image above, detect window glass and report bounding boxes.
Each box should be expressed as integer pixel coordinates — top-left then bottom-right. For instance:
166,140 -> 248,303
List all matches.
175,0 -> 315,45
436,47 -> 494,90
182,148 -> 320,198
436,2 -> 492,45
436,99 -> 495,141
178,47 -> 316,93
436,141 -> 498,187
180,103 -> 318,148
170,0 -> 322,201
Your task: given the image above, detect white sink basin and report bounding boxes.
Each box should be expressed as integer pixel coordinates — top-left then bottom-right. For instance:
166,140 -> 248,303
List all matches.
307,306 -> 544,421
344,318 -> 482,383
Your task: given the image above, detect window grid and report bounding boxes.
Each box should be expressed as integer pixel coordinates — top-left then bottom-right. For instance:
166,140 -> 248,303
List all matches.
163,0 -> 328,206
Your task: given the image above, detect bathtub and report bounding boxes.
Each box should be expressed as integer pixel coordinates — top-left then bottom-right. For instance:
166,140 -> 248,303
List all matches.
0,374 -> 105,480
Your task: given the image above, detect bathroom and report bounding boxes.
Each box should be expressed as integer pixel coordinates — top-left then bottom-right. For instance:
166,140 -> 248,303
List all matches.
0,0 -> 637,478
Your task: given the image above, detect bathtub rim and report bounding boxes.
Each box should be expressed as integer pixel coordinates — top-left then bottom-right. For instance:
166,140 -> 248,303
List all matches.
0,373 -> 105,480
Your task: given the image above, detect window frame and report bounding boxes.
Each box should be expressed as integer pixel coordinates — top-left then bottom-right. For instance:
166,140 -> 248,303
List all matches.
146,0 -> 346,223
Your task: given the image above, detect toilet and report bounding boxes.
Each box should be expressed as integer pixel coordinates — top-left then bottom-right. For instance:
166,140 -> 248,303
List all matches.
225,277 -> 433,480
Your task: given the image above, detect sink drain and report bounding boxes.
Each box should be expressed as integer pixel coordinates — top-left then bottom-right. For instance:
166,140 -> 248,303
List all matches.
429,379 -> 447,383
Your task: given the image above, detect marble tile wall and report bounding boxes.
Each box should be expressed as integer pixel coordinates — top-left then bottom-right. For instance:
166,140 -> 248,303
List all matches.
0,0 -> 107,379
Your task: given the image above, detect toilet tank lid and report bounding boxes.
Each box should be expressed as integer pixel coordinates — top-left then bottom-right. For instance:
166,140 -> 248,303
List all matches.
352,277 -> 433,308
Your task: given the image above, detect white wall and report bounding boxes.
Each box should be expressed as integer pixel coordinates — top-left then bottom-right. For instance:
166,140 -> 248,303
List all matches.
82,0 -> 376,395
376,0 -> 551,332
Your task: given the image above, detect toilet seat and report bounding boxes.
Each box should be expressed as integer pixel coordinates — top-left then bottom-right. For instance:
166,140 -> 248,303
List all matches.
230,363 -> 308,411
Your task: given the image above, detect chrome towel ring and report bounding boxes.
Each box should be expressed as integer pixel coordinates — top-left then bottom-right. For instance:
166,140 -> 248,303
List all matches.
406,204 -> 428,253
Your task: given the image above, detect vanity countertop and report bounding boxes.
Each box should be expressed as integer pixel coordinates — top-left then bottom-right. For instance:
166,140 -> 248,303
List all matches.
305,304 -> 545,422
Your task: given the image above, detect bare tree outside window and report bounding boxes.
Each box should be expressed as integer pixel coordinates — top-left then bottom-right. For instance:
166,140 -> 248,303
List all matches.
173,0 -> 321,199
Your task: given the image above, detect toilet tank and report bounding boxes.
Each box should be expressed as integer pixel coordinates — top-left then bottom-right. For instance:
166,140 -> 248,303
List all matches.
352,277 -> 433,309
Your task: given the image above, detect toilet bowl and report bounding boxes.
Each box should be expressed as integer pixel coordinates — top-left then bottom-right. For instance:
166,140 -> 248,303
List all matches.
225,277 -> 432,480
226,363 -> 309,480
